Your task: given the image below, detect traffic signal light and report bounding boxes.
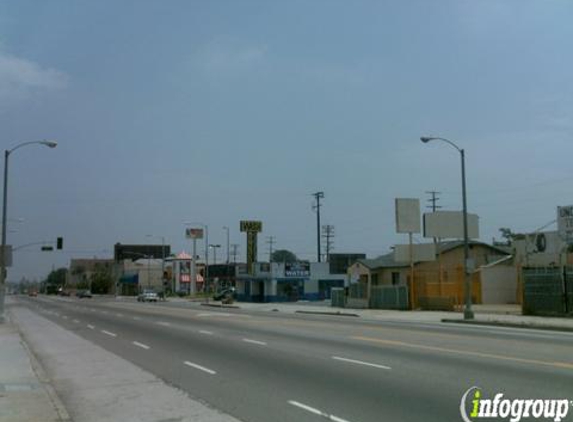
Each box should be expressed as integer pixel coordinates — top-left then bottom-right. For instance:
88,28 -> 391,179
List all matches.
57,237 -> 63,250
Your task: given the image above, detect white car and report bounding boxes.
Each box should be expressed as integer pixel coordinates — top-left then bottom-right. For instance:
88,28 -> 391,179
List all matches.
137,290 -> 159,302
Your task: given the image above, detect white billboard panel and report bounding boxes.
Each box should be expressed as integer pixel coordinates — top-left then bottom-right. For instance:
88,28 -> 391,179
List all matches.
423,211 -> 479,239
395,198 -> 421,234
394,243 -> 436,262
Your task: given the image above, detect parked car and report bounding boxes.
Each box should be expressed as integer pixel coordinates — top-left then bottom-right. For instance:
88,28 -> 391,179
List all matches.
137,289 -> 159,302
77,290 -> 92,298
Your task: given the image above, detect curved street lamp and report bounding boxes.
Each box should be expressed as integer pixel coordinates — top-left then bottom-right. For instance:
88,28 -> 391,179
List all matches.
1,140 -> 58,323
420,136 -> 474,320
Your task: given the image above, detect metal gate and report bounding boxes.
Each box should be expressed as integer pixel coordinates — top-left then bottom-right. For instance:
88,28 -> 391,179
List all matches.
523,267 -> 571,316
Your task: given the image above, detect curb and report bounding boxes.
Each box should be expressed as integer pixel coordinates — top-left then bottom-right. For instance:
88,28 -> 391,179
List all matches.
441,318 -> 573,333
9,312 -> 72,422
295,310 -> 360,317
200,303 -> 241,309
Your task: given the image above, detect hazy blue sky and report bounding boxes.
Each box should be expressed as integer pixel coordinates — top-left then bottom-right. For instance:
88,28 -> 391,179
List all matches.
1,0 -> 572,281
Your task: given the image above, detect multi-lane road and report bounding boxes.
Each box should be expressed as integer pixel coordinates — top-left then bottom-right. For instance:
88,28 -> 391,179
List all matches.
14,296 -> 573,422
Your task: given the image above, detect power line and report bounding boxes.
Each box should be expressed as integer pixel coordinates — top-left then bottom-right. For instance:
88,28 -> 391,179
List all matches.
266,236 -> 276,262
426,191 -> 442,212
322,225 -> 335,262
230,244 -> 240,264
311,191 -> 325,262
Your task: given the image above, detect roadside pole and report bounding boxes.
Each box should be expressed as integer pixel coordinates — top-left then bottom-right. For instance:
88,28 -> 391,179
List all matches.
191,238 -> 197,295
409,232 -> 415,310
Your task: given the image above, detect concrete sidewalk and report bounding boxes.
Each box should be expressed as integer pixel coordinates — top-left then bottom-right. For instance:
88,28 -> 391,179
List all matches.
0,314 -> 70,422
199,300 -> 573,331
8,303 -> 242,422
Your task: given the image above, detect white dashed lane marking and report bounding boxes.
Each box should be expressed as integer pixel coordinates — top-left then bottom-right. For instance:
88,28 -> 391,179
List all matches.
183,361 -> 216,375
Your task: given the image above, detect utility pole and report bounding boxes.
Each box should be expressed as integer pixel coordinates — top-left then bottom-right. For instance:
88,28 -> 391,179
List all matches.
312,191 -> 325,262
426,191 -> 442,212
266,236 -> 276,262
427,191 -> 443,294
322,225 -> 335,262
230,244 -> 239,264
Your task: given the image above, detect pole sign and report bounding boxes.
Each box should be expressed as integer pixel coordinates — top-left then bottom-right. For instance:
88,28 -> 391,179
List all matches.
240,220 -> 262,233
185,228 -> 204,239
557,205 -> 573,243
240,221 -> 262,275
0,245 -> 12,267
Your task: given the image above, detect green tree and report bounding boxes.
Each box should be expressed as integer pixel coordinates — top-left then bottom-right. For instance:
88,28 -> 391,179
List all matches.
498,228 -> 526,246
271,249 -> 298,263
90,264 -> 112,294
45,268 -> 68,286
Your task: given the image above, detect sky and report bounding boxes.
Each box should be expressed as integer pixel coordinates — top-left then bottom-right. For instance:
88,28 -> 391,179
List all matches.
1,0 -> 572,281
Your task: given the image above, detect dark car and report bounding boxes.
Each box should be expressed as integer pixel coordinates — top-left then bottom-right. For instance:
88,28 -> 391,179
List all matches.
77,290 -> 93,298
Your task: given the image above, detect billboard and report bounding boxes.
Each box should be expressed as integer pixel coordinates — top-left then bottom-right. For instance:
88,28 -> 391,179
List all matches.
394,243 -> 436,263
285,261 -> 310,277
423,211 -> 479,239
240,220 -> 262,233
395,198 -> 421,234
185,228 -> 204,239
114,243 -> 171,262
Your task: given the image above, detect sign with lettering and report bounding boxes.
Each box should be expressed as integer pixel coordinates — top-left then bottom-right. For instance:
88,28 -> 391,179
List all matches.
557,205 -> 573,243
285,261 -> 310,278
240,220 -> 262,233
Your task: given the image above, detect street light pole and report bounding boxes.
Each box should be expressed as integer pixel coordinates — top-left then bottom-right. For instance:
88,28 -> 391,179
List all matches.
420,136 -> 474,320
223,226 -> 230,264
209,244 -> 221,265
0,140 -> 57,323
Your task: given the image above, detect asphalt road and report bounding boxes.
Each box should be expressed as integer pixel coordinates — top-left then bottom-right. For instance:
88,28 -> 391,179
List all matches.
15,296 -> 573,422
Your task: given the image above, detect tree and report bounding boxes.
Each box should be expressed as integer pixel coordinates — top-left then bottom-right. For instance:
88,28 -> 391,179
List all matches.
271,249 -> 298,263
45,268 -> 68,286
497,228 -> 526,246
90,264 -> 112,294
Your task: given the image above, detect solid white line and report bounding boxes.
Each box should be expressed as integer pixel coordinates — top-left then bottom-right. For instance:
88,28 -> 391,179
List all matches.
243,338 -> 267,346
332,356 -> 391,370
132,341 -> 150,350
183,361 -> 216,375
87,325 -> 95,329
199,330 -> 214,335
101,330 -> 117,337
156,321 -> 171,326
73,319 -> 80,323
288,401 -> 351,422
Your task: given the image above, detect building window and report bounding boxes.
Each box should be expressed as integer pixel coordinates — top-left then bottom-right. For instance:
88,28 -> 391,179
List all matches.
391,272 -> 400,285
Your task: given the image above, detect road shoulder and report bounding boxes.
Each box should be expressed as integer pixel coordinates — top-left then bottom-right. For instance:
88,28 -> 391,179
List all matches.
10,305 -> 242,422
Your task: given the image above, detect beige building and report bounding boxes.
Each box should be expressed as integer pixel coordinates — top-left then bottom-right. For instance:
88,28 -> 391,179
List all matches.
348,241 -> 513,309
67,259 -> 115,290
